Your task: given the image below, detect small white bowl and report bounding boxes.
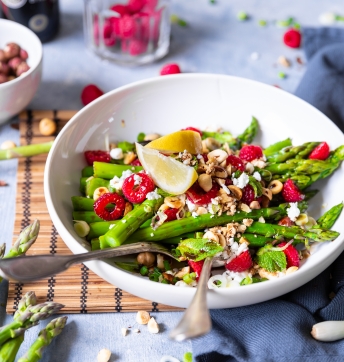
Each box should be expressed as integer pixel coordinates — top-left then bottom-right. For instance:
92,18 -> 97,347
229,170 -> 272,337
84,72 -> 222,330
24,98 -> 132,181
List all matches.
0,19 -> 43,125
44,74 -> 344,309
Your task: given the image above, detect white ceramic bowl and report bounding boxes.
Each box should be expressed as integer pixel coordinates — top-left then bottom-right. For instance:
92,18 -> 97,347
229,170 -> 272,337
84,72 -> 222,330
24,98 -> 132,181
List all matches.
44,74 -> 344,308
0,19 -> 43,125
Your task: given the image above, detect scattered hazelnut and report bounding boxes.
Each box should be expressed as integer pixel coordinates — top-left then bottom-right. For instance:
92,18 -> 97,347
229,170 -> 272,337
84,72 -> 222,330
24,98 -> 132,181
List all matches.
16,62 -> 30,77
1,140 -> 16,150
0,74 -> 8,84
8,57 -> 22,71
4,42 -> 20,59
121,327 -> 128,336
19,48 -> 28,60
97,348 -> 111,362
137,252 -> 155,267
136,311 -> 150,325
0,61 -> 10,75
39,118 -> 57,136
147,317 -> 159,334
0,50 -> 6,62
278,55 -> 291,67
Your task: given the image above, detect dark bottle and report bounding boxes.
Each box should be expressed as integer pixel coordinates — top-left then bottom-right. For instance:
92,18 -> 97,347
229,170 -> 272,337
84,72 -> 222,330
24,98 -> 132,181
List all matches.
1,0 -> 59,43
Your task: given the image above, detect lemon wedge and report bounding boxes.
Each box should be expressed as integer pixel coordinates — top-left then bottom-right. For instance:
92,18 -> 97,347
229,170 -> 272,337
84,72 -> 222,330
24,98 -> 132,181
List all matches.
145,130 -> 202,154
136,143 -> 198,195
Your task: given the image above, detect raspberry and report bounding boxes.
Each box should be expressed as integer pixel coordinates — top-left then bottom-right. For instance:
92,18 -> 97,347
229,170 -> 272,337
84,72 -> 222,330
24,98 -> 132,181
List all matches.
277,242 -> 300,268
128,39 -> 147,55
239,145 -> 263,162
103,20 -> 116,46
130,158 -> 142,166
226,155 -> 245,172
309,142 -> 330,160
278,216 -> 294,227
283,29 -> 301,48
282,179 -> 305,202
160,63 -> 181,75
122,172 -> 155,203
81,84 -> 104,106
186,181 -> 219,205
142,0 -> 158,11
164,208 -> 178,221
128,0 -> 145,13
225,250 -> 252,272
181,127 -> 202,137
118,15 -> 137,38
110,4 -> 130,16
84,150 -> 110,166
188,260 -> 204,281
94,193 -> 126,221
241,184 -> 255,205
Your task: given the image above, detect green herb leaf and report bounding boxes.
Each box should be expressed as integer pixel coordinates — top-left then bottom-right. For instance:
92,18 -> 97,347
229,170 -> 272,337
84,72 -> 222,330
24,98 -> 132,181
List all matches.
176,238 -> 223,261
256,244 -> 287,272
118,141 -> 135,153
137,132 -> 146,142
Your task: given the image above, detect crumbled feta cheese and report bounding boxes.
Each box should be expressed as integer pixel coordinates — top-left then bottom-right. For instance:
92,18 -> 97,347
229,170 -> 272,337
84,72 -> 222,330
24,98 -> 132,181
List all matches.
175,281 -> 192,287
109,224 -> 115,229
150,233 -> 154,237
192,212 -> 199,218
110,147 -> 123,160
232,172 -> 249,189
121,328 -> 128,336
109,170 -> 133,190
231,241 -> 239,252
258,216 -> 265,223
196,154 -> 203,159
186,198 -> 197,212
211,198 -> 219,205
287,202 -> 300,221
133,174 -> 142,186
253,171 -> 261,181
319,12 -> 336,25
245,162 -> 254,174
146,188 -> 161,200
236,242 -> 248,255
221,184 -> 230,194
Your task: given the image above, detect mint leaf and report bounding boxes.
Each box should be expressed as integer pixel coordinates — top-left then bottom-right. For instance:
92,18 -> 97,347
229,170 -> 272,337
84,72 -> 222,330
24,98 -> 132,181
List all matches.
176,238 -> 223,261
256,244 -> 287,272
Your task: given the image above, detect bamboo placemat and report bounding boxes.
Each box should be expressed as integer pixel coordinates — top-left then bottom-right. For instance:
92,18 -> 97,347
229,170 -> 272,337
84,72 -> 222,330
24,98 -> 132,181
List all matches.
6,110 -> 182,314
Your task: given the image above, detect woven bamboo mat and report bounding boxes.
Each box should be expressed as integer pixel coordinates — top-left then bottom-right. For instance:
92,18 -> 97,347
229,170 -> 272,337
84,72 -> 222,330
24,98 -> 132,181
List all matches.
6,110 -> 182,314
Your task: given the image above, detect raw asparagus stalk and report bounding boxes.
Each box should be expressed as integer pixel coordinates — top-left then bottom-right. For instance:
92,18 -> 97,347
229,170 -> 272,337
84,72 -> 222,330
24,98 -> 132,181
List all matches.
267,142 -> 320,163
3,220 -> 40,259
79,177 -> 88,194
93,162 -> 142,179
85,178 -> 110,198
126,208 -> 281,243
316,203 -> 343,230
263,138 -> 292,156
17,316 -> 68,362
73,211 -> 103,223
245,222 -> 339,243
0,142 -> 53,160
240,233 -> 275,247
0,302 -> 64,346
71,196 -> 94,211
236,116 -> 259,147
99,198 -> 163,248
328,145 -> 344,163
0,335 -> 24,362
81,166 -> 93,177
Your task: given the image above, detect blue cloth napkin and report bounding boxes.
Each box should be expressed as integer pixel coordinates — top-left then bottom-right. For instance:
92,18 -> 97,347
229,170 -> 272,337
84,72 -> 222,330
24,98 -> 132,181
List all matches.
192,28 -> 344,362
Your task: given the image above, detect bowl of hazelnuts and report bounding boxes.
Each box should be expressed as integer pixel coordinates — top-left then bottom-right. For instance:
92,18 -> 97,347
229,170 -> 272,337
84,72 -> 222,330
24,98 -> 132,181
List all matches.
0,19 -> 43,125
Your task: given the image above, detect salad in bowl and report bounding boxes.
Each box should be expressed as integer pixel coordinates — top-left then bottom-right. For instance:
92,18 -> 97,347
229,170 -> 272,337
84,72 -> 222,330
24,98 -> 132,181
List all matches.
44,74 -> 344,308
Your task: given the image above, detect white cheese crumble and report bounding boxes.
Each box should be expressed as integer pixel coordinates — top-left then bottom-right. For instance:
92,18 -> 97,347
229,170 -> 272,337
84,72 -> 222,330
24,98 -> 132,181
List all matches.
192,212 -> 199,218
186,199 -> 197,212
253,171 -> 261,181
196,154 -> 203,159
258,216 -> 265,223
319,12 -> 336,25
133,174 -> 142,186
110,147 -> 123,160
146,188 -> 161,200
109,224 -> 115,229
109,169 -> 133,190
232,172 -> 249,189
150,233 -> 154,237
287,202 -> 300,221
221,184 -> 230,194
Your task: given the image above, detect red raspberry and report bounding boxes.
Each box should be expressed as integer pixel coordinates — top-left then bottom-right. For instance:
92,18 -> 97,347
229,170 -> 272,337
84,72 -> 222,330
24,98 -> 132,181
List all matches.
241,184 -> 255,205
130,158 -> 142,166
94,193 -> 126,221
122,172 -> 155,204
239,145 -> 263,162
84,150 -> 110,166
186,181 -> 219,205
277,242 -> 300,268
188,260 -> 204,281
278,216 -> 294,227
282,179 -> 305,203
226,155 -> 245,172
110,4 -> 130,16
129,39 -> 147,55
128,0 -> 145,13
225,250 -> 252,272
164,208 -> 178,221
118,15 -> 137,38
283,29 -> 301,48
181,127 -> 202,137
103,20 -> 116,46
160,63 -> 181,75
142,0 -> 158,11
309,142 -> 330,160
81,84 -> 104,106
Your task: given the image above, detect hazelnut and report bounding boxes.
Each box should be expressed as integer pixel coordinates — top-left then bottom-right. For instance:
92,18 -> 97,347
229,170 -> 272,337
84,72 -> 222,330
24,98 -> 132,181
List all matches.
20,48 -> 29,60
0,74 -> 8,84
8,57 -> 22,71
1,140 -> 16,150
16,62 -> 30,77
0,61 -> 10,75
147,317 -> 159,334
136,310 -> 150,325
137,252 -> 156,267
4,42 -> 20,59
0,50 -> 6,62
39,118 -> 57,136
97,349 -> 111,362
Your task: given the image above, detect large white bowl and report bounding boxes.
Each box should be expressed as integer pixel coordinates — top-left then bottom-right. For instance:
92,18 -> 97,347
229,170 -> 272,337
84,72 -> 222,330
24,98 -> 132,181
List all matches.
0,19 -> 43,125
44,74 -> 344,308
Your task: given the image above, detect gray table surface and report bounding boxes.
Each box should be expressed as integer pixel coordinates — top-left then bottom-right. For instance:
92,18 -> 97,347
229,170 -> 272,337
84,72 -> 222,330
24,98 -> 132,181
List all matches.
1,0 -> 343,361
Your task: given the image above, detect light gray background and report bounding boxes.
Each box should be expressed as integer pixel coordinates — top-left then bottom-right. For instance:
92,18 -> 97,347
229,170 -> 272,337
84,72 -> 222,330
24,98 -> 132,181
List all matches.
0,0 -> 343,361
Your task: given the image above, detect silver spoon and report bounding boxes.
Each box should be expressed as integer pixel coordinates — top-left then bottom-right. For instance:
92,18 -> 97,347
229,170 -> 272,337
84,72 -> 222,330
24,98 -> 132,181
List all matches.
0,242 -> 176,282
169,256 -> 213,341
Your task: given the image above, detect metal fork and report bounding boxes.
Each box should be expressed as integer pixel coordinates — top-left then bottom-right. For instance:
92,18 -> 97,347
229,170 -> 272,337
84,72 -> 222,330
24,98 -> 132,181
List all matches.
0,242 -> 176,282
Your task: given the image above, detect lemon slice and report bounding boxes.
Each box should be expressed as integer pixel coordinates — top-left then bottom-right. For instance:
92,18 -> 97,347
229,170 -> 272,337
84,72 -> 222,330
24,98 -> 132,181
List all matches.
136,143 -> 198,195
145,130 -> 202,154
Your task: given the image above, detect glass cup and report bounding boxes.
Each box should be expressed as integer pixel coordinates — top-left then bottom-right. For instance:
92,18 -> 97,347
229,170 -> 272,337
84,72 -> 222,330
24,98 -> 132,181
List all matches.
83,0 -> 170,66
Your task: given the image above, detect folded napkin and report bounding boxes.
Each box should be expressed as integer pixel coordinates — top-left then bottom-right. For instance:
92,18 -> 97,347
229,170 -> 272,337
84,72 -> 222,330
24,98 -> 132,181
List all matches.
193,28 -> 344,362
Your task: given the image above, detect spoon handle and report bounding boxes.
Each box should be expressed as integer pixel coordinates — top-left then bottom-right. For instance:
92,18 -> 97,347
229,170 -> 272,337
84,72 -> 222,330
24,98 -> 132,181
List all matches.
169,256 -> 213,341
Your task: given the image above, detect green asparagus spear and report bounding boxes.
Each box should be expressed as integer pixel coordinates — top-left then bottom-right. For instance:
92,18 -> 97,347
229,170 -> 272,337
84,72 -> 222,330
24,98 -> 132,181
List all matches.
0,335 -> 25,362
72,211 -> 103,223
0,142 -> 53,160
85,178 -> 110,198
71,196 -> 94,211
267,142 -> 320,163
79,177 -> 88,194
236,116 -> 259,147
93,162 -> 142,179
3,220 -> 40,259
201,131 -> 236,145
87,221 -> 119,240
316,203 -> 344,230
81,166 -> 94,177
0,302 -> 64,346
263,138 -> 292,156
17,316 -> 68,362
126,208 -> 281,243
240,233 -> 275,247
99,198 -> 163,248
328,145 -> 344,163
